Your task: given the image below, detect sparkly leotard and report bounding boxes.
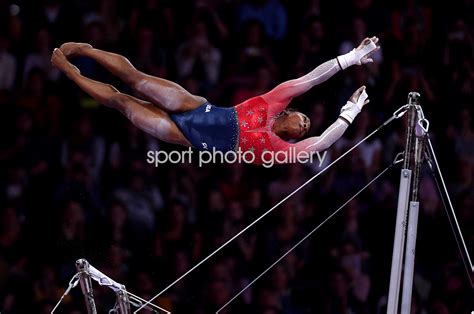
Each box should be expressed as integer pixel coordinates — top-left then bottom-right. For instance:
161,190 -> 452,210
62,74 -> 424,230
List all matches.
171,58 -> 349,164
235,96 -> 289,164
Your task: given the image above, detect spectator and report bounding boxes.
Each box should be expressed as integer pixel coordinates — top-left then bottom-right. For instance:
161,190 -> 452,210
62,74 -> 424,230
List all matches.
83,0 -> 124,47
33,265 -> 62,304
454,108 -> 474,165
294,16 -> 331,76
0,35 -> 16,91
107,122 -> 160,189
238,20 -> 277,75
238,0 -> 288,42
129,0 -> 176,47
54,200 -> 87,265
113,170 -> 164,237
61,114 -> 106,180
25,0 -> 82,46
17,68 -> 49,111
231,64 -> 274,105
23,28 -> 60,82
130,26 -> 168,78
102,200 -> 135,250
176,19 -> 222,92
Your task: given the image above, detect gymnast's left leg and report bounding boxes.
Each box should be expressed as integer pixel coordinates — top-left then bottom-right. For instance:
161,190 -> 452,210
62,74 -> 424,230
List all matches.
51,48 -> 190,146
58,42 -> 206,113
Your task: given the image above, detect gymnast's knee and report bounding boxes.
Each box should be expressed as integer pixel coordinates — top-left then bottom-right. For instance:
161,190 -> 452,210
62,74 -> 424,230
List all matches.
126,70 -> 148,90
107,92 -> 129,109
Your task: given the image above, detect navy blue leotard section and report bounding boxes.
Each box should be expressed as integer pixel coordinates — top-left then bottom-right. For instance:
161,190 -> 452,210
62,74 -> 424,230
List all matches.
170,102 -> 239,152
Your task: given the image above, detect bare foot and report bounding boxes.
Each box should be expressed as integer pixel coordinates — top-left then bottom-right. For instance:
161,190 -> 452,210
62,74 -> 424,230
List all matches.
51,48 -> 81,77
59,42 -> 92,57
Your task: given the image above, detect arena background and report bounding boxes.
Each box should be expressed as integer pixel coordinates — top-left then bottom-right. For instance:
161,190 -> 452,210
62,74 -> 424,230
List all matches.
0,0 -> 473,313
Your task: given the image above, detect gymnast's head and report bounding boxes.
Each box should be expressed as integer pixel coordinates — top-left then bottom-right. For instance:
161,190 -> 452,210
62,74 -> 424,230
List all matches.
273,109 -> 311,140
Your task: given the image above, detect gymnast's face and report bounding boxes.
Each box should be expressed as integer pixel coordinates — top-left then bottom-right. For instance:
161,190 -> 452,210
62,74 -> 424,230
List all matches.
275,111 -> 310,140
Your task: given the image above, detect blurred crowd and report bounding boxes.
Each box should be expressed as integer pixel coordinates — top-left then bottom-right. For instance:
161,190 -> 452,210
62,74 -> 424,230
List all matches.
0,0 -> 473,313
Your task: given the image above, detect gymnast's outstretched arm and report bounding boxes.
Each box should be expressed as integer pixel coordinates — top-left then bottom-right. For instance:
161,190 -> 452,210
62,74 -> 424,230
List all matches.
282,86 -> 370,153
263,37 -> 379,116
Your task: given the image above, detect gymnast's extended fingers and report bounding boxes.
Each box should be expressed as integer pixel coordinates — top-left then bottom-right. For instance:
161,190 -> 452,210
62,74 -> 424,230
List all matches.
350,85 -> 366,103
371,36 -> 379,45
357,37 -> 370,49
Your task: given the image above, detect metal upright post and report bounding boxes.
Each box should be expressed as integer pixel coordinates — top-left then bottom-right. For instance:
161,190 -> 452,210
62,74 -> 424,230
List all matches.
387,168 -> 412,314
400,201 -> 419,312
387,93 -> 419,314
401,102 -> 427,313
56,259 -> 162,313
116,289 -> 132,314
76,259 -> 98,314
87,262 -> 132,313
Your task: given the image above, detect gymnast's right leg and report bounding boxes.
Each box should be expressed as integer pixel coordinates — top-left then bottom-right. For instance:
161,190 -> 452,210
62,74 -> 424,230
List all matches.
51,48 -> 190,147
59,42 -> 206,113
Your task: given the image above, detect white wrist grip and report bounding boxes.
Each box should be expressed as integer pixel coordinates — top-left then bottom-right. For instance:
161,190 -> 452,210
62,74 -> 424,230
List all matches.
337,40 -> 377,69
339,89 -> 368,123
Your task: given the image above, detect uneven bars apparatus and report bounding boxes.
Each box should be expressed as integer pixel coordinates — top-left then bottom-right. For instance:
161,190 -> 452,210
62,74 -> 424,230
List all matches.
52,259 -> 168,313
387,92 -> 423,313
76,258 -> 131,314
386,92 -> 473,313
387,92 -> 433,313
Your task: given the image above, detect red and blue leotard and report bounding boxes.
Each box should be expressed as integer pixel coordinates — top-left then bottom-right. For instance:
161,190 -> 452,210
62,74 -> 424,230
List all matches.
171,96 -> 292,164
170,58 -> 349,165
171,95 -> 342,165
235,96 -> 292,164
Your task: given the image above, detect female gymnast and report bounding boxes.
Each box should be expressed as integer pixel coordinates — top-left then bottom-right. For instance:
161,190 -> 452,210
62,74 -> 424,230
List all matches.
51,37 -> 379,164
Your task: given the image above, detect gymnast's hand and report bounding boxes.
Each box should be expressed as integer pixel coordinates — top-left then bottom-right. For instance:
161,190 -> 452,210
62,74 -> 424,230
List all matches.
339,86 -> 370,124
355,36 -> 380,64
337,36 -> 380,69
